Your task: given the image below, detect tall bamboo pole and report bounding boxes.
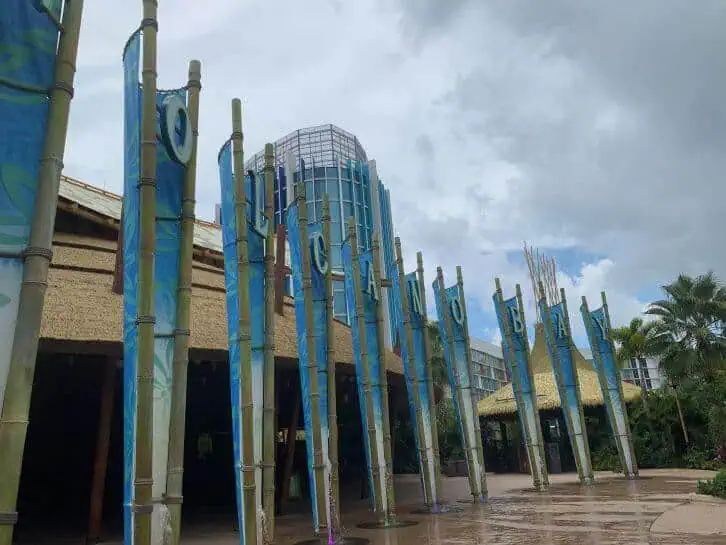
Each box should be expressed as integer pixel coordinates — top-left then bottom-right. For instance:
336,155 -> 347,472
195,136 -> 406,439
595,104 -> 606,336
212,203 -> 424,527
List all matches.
395,239 -> 432,507
133,3 -> 161,542
323,196 -> 341,538
347,218 -> 383,519
262,143 -> 277,539
165,59 -> 201,545
231,98 -> 257,545
560,287 -> 594,483
0,2 -> 84,543
416,252 -> 441,500
296,182 -> 327,532
436,268 -> 477,499
372,236 -> 396,524
456,266 -> 488,500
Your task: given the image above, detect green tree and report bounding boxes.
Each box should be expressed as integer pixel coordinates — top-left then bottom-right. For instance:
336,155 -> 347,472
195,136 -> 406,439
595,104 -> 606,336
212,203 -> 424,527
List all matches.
645,272 -> 726,445
427,321 -> 449,388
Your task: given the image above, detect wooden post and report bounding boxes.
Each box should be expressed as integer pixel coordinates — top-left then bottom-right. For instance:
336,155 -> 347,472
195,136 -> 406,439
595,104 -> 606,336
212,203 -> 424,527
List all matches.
416,252 -> 442,497
372,235 -> 397,524
231,98 -> 256,545
262,143 -> 277,539
0,2 -> 85,543
87,359 -> 117,543
279,380 -> 300,510
323,196 -> 342,538
165,59 -> 201,545
295,182 -> 327,531
348,218 -> 383,519
395,239 -> 432,506
456,266 -> 488,500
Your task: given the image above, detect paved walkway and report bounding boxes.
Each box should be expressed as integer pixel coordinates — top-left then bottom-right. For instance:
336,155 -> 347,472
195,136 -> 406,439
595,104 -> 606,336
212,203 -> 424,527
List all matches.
20,469 -> 726,544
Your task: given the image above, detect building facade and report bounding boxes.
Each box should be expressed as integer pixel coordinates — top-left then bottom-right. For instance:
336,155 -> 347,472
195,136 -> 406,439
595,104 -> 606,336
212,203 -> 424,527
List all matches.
239,124 -> 397,346
469,338 -> 509,402
581,349 -> 664,390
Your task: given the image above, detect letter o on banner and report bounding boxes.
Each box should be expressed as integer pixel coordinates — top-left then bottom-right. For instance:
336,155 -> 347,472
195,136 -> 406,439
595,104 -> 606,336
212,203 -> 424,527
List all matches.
310,232 -> 328,274
450,295 -> 464,326
160,95 -> 193,165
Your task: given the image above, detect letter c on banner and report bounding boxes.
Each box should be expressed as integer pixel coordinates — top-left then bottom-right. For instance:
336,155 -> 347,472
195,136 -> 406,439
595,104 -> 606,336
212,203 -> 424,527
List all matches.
450,295 -> 464,326
160,95 -> 193,165
310,232 -> 328,274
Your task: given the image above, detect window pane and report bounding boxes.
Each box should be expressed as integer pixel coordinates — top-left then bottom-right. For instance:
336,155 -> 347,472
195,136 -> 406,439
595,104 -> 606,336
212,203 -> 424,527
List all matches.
314,167 -> 325,178
326,167 -> 338,178
314,180 -> 326,200
328,179 -> 340,200
342,181 -> 352,200
343,202 -> 354,221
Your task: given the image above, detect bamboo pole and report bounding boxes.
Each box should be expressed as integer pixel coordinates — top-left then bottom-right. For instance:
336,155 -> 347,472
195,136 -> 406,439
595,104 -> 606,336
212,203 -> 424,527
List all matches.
296,182 -> 327,532
436,268 -> 478,499
132,3 -> 161,543
373,236 -> 396,524
456,266 -> 487,500
231,98 -> 257,545
416,252 -> 442,500
323,196 -> 342,538
601,292 -> 640,461
560,287 -> 593,483
262,143 -> 277,539
87,359 -> 117,542
395,239 -> 432,507
165,59 -> 201,545
347,218 -> 383,519
0,2 -> 84,543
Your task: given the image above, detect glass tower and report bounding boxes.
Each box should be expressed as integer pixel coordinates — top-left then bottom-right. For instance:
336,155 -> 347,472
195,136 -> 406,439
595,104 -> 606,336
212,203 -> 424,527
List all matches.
241,125 -> 397,344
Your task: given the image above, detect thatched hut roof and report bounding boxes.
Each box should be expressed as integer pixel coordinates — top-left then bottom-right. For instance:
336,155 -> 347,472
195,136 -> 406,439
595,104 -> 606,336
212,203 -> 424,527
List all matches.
477,323 -> 641,417
41,178 -> 404,376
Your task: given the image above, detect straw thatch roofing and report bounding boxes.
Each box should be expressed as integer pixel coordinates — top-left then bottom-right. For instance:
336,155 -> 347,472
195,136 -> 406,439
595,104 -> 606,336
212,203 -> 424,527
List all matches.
42,179 -> 405,375
477,323 -> 641,417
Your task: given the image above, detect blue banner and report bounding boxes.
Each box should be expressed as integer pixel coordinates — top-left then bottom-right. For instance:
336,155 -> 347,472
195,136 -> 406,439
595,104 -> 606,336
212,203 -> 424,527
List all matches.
287,202 -> 330,533
433,281 -> 485,500
218,141 -> 266,544
539,300 -> 593,483
581,304 -> 638,478
493,293 -> 549,490
342,242 -> 389,515
390,270 -> 439,506
0,1 -> 62,414
122,29 -> 193,545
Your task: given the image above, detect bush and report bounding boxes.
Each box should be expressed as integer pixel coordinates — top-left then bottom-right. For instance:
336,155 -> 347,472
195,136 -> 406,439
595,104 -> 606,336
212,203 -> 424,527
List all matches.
682,446 -> 723,471
697,469 -> 726,499
591,444 -> 622,472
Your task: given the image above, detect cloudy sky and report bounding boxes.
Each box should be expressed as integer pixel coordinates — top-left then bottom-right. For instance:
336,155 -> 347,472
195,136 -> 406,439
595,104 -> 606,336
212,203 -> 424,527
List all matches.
64,0 -> 725,348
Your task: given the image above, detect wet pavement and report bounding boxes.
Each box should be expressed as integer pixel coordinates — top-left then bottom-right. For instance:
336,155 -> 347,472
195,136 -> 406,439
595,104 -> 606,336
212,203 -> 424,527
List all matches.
179,470 -> 725,545
21,470 -> 725,544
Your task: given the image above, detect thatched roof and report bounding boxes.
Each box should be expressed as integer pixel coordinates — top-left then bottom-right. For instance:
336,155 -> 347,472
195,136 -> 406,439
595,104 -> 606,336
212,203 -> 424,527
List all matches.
477,323 -> 641,417
41,184 -> 405,375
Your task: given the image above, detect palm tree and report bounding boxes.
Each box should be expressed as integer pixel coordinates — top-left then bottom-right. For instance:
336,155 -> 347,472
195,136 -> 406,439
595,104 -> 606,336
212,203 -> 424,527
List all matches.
611,317 -> 659,392
645,272 -> 726,445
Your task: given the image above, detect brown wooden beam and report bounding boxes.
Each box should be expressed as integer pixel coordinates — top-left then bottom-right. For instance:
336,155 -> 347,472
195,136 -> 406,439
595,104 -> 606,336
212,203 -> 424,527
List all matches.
86,359 -> 117,543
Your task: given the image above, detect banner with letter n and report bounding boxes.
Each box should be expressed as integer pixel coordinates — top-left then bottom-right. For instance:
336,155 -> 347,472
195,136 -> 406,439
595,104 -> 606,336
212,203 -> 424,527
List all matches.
390,258 -> 440,508
538,294 -> 594,485
581,293 -> 638,479
492,282 -> 549,491
121,29 -> 196,545
287,194 -> 331,534
433,271 -> 486,502
218,140 -> 266,545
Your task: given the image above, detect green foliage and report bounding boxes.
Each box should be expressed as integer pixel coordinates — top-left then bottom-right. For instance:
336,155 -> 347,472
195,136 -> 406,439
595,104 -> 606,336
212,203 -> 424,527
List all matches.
392,417 -> 419,474
591,444 -> 622,472
436,398 -> 463,464
697,469 -> 726,499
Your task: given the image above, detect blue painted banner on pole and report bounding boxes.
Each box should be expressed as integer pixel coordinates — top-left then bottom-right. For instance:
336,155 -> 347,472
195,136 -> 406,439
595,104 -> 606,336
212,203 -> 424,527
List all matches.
342,242 -> 388,514
493,293 -> 548,490
391,270 -> 439,506
287,202 -> 331,533
218,142 -> 266,545
539,300 -> 593,483
433,281 -> 485,499
582,304 -> 638,478
0,0 -> 62,415
122,29 -> 192,545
